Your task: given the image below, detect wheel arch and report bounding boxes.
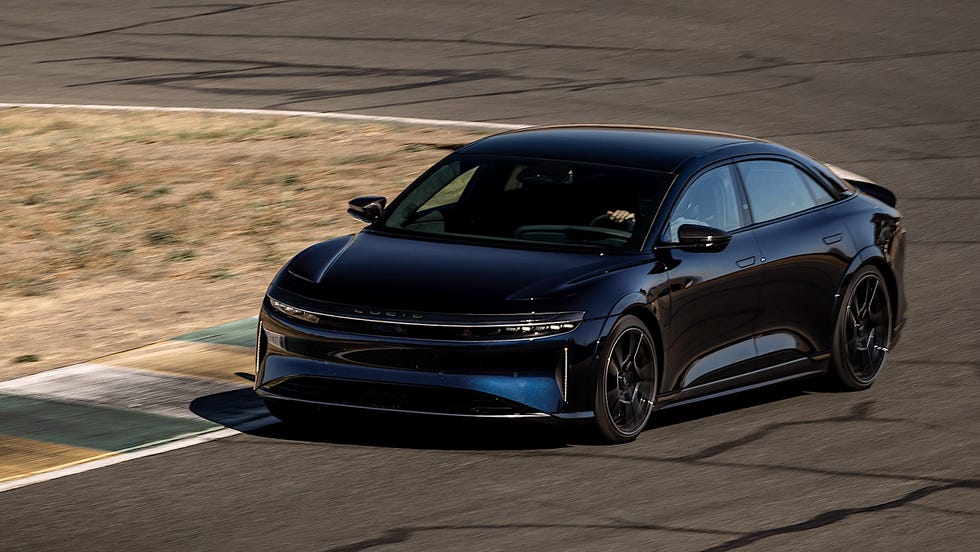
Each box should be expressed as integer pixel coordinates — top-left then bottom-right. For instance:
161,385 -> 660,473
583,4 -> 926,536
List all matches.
836,247 -> 900,332
600,293 -> 667,395
621,305 -> 666,382
592,306 -> 663,442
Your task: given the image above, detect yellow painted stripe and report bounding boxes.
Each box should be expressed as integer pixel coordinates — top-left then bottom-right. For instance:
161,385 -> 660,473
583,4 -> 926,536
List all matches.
97,341 -> 254,384
0,435 -> 112,482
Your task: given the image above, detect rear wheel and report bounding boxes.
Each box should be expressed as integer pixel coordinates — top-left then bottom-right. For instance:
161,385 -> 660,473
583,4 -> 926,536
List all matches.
831,266 -> 892,390
593,315 -> 658,443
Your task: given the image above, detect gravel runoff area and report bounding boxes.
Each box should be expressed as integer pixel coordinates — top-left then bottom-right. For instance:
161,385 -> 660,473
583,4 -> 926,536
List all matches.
0,108 -> 489,379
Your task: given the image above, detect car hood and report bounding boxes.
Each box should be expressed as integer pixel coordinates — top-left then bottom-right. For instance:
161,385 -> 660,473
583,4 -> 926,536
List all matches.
275,231 -> 644,315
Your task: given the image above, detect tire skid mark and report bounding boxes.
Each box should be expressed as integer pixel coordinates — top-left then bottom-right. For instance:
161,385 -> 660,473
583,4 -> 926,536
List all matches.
311,479 -> 980,552
29,45 -> 980,113
321,521 -> 742,552
0,1 -> 299,48
700,479 -> 980,552
115,31 -> 684,54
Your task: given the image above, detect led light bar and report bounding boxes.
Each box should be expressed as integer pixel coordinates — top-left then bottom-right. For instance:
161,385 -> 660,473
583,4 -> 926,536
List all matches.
269,297 -> 320,324
266,296 -> 584,341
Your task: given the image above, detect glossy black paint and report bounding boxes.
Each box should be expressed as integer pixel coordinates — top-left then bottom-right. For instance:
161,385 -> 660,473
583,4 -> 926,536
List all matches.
255,126 -> 906,426
275,231 -> 646,315
455,126 -> 754,172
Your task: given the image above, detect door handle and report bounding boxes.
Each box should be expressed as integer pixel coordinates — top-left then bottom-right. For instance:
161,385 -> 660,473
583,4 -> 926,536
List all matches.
736,256 -> 756,268
822,233 -> 843,245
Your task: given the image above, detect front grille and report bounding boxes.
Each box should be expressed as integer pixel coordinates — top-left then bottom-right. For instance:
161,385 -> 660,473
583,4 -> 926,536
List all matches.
267,377 -> 535,416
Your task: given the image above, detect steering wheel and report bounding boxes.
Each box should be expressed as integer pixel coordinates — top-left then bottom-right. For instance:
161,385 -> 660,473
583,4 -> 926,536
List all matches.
589,212 -> 633,229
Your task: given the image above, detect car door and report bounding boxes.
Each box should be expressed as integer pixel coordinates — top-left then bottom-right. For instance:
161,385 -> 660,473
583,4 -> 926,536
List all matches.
734,159 -> 857,362
659,164 -> 765,394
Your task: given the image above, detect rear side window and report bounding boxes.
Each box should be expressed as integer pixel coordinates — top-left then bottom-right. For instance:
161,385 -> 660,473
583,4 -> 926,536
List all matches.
736,160 -> 833,223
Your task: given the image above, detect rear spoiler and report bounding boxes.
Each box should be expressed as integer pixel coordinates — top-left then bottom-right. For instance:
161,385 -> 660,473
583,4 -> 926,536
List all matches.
824,164 -> 897,207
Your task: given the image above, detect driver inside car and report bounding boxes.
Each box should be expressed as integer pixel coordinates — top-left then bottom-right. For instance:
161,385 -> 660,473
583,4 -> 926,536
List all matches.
591,208 -> 636,231
607,209 -> 635,224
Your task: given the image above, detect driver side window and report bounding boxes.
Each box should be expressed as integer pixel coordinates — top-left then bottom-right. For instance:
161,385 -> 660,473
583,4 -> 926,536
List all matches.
664,165 -> 743,242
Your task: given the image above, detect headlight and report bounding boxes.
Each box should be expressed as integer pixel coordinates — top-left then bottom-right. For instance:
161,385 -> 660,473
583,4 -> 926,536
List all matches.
268,297 -> 320,324
498,323 -> 579,338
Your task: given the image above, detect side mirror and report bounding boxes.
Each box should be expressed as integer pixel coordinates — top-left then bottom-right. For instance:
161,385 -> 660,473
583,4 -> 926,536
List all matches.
672,224 -> 732,252
347,196 -> 387,223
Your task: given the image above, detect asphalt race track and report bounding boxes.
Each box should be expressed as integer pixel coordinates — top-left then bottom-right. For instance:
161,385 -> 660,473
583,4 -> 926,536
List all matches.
1,1 -> 978,550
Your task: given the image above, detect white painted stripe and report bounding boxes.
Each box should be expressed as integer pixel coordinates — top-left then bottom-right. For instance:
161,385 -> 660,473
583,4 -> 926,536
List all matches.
0,415 -> 276,493
0,102 -> 528,131
0,363 -> 254,422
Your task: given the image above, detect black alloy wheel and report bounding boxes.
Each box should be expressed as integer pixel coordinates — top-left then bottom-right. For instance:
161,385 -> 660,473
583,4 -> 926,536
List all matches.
831,266 -> 892,390
594,315 -> 658,442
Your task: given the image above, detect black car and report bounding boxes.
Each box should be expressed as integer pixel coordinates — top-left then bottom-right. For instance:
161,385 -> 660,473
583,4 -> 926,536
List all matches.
255,125 -> 905,443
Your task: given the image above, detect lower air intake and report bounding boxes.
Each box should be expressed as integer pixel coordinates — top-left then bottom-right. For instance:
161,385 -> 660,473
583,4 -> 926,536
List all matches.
267,377 -> 534,416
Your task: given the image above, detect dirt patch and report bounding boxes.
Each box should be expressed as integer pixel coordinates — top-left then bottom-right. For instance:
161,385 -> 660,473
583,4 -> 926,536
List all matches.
0,108 -> 488,380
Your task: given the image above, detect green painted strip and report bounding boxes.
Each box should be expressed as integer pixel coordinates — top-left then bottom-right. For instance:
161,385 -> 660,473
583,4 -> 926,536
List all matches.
173,316 -> 257,348
0,393 -> 217,452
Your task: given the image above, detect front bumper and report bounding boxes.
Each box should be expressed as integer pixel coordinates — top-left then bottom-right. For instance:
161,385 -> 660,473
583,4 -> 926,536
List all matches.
255,305 -> 606,419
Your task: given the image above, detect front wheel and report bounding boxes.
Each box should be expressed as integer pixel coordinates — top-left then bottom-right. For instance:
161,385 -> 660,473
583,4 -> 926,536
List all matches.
593,315 -> 658,443
831,266 -> 892,390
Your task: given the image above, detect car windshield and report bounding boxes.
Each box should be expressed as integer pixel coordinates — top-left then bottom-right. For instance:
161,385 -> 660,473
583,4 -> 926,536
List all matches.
379,155 -> 673,251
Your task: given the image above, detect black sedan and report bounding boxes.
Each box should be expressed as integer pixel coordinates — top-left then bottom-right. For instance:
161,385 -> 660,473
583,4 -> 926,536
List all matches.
255,125 -> 906,443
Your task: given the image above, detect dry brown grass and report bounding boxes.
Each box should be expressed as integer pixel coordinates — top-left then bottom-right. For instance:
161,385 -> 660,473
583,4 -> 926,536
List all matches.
0,108 -> 487,379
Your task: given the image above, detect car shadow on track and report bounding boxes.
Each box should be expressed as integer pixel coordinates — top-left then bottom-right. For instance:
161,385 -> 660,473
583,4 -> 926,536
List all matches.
190,387 -> 576,450
648,378 -> 825,430
189,378 -> 825,450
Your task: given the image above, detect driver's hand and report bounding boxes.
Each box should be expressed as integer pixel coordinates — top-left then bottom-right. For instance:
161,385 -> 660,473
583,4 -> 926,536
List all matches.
607,210 -> 635,223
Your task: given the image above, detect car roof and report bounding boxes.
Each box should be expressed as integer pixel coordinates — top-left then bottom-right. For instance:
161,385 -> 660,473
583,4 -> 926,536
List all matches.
456,125 -> 764,172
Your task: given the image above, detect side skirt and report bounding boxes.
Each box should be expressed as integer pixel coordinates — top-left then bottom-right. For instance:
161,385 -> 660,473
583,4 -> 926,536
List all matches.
659,357 -> 827,409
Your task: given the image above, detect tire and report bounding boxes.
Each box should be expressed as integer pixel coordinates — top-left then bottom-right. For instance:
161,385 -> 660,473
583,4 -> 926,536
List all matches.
593,315 -> 658,443
830,265 -> 892,390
